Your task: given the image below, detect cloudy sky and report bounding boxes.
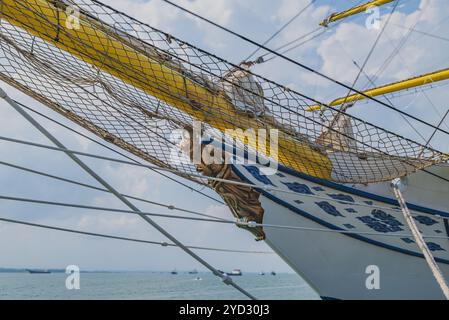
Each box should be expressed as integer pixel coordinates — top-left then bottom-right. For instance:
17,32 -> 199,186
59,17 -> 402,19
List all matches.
0,0 -> 448,275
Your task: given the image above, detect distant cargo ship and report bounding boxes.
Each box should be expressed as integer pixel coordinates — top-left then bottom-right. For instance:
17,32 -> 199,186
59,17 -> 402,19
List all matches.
26,269 -> 51,274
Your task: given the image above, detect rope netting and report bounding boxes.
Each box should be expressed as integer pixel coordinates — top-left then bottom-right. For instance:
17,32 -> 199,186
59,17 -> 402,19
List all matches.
0,0 -> 446,184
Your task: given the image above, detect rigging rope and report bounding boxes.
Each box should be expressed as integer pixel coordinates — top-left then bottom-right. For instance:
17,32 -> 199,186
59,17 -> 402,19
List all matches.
391,22 -> 449,44
2,194 -> 449,241
0,194 -> 231,224
2,156 -> 439,215
0,159 -> 227,221
424,108 -> 449,148
0,217 -> 272,254
260,28 -> 325,63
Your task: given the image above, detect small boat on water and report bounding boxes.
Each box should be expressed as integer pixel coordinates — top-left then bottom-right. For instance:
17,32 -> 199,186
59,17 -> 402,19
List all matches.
229,269 -> 242,276
26,269 -> 50,274
170,269 -> 178,275
188,269 -> 198,274
259,271 -> 265,276
270,271 -> 276,276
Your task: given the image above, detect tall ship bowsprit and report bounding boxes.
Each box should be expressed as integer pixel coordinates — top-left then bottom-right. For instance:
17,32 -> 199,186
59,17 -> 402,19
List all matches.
1,0 -> 449,299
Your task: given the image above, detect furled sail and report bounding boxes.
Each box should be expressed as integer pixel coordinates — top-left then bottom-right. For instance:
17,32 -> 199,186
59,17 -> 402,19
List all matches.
0,0 -> 446,185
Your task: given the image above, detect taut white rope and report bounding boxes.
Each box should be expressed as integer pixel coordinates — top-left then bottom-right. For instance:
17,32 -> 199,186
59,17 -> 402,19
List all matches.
391,178 -> 449,300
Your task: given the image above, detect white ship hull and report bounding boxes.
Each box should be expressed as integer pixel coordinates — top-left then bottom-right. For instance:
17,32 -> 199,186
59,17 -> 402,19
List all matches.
232,163 -> 449,300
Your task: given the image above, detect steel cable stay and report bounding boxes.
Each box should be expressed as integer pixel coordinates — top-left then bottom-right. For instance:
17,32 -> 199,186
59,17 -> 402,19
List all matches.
0,217 -> 272,254
0,160 -> 228,222
1,156 -> 442,215
351,61 -> 430,145
327,18 -> 428,145
361,9 -> 449,90
0,194 -> 232,224
259,29 -> 325,63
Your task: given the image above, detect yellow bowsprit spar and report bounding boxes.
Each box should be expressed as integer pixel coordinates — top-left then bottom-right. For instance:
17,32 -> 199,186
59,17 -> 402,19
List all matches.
0,0 -> 333,179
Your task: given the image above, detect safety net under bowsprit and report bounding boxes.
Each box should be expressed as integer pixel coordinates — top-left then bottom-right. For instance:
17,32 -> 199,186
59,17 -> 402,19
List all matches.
0,0 -> 446,185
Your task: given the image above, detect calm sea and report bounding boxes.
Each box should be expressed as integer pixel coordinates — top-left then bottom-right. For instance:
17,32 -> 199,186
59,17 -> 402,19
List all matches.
0,272 -> 319,300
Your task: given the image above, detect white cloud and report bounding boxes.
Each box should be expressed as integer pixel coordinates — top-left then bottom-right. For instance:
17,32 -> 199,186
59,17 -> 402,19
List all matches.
315,0 -> 449,84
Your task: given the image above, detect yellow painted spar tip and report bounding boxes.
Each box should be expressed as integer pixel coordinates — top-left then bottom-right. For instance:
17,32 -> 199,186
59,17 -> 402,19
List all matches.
319,20 -> 328,27
305,104 -> 323,112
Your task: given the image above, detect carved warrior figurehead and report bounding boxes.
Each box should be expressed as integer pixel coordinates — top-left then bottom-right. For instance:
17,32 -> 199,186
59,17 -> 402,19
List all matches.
179,126 -> 266,240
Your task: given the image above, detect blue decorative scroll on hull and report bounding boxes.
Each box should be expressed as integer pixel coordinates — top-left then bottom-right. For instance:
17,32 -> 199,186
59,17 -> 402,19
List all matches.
231,162 -> 449,300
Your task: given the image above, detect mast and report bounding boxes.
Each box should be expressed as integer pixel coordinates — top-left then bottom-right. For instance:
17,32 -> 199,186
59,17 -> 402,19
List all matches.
306,68 -> 449,111
320,0 -> 396,27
